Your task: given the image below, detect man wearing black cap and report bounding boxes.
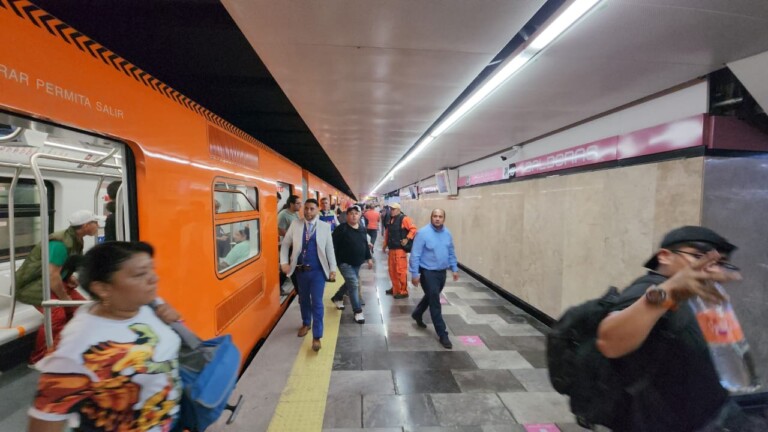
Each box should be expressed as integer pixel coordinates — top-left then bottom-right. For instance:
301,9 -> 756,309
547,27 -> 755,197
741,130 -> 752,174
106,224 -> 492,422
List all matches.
329,205 -> 373,324
596,226 -> 765,431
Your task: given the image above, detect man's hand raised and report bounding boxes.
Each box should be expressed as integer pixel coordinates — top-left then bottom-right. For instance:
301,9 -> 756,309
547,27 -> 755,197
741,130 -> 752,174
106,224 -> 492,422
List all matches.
660,250 -> 741,304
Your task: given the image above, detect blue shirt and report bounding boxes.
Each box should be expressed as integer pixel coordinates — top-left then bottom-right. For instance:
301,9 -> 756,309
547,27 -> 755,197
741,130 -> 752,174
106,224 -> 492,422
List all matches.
408,224 -> 458,277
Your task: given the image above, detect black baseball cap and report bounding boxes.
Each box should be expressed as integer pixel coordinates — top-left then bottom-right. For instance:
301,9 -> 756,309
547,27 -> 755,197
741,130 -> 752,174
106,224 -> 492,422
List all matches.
644,225 -> 737,269
346,205 -> 361,213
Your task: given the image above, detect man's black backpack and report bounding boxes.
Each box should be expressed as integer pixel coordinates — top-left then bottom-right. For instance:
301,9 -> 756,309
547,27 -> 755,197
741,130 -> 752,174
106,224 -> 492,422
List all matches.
546,286 -> 633,429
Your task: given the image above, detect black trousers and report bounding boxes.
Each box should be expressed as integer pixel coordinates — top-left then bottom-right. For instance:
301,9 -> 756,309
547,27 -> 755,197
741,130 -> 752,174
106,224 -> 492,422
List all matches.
412,268 -> 448,337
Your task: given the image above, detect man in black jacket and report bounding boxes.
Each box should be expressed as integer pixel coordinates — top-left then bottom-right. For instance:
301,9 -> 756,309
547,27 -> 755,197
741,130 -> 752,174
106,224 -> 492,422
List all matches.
330,206 -> 373,323
596,226 -> 766,431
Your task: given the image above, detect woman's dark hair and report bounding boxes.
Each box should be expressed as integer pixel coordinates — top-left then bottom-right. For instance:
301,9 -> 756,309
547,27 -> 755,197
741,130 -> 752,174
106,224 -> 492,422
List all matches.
240,226 -> 250,240
78,241 -> 154,299
106,181 -> 122,200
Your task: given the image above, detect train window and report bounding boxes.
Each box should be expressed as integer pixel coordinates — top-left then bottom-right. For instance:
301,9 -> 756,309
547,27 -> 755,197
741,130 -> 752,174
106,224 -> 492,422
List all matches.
0,178 -> 55,261
216,219 -> 260,272
214,182 -> 258,212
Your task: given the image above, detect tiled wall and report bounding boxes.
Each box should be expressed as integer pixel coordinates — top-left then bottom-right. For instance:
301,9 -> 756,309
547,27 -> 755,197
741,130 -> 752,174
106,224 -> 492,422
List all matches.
401,156 -> 705,318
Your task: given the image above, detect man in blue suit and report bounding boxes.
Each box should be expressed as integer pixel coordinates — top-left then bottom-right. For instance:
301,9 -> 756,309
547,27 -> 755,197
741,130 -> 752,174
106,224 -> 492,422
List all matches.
281,199 -> 337,352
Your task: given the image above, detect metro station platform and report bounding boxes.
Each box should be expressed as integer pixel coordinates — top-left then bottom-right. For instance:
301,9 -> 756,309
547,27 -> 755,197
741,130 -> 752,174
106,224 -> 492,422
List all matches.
210,245 -> 583,432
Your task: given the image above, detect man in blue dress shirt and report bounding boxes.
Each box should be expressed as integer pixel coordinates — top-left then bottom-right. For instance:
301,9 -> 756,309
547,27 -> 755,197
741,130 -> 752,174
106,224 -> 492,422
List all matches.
409,209 -> 459,349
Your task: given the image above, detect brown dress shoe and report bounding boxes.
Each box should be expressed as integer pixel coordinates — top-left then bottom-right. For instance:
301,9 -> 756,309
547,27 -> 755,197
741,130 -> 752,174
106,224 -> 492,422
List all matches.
312,338 -> 322,351
297,325 -> 311,337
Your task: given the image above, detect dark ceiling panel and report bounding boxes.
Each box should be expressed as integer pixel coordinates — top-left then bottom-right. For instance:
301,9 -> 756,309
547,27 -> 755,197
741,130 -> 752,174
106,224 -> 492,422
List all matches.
30,0 -> 354,198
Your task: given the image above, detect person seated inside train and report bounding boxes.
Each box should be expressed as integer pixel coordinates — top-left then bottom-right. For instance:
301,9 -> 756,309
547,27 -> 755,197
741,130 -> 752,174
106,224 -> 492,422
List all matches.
219,226 -> 250,269
15,209 -> 102,366
214,200 -> 232,257
27,241 -> 184,432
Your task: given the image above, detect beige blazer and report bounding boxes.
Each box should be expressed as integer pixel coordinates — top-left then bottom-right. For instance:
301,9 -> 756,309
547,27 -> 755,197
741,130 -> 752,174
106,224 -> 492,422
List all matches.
280,218 -> 337,278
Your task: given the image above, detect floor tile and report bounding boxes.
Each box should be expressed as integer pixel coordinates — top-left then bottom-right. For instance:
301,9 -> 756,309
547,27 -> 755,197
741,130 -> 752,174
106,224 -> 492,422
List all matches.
362,324 -> 387,336
497,392 -> 575,424
323,394 -> 362,428
481,426 -> 527,432
505,336 -> 545,351
489,323 -> 543,337
329,370 -> 396,395
388,305 -> 416,314
517,351 -> 547,368
324,428 -> 402,432
555,424 -> 591,431
452,370 -> 526,393
363,351 -> 478,371
339,324 -> 363,337
333,352 -> 362,371
363,394 -> 439,428
336,335 -> 388,353
406,426 -> 484,431
510,369 -> 555,392
388,335 -> 446,352
479,335 -> 522,351
430,393 -> 515,426
393,369 -> 462,394
467,351 -> 533,370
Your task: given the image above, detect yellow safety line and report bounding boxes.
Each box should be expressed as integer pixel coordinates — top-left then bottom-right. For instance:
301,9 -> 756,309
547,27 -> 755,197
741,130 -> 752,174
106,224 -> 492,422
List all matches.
267,275 -> 345,432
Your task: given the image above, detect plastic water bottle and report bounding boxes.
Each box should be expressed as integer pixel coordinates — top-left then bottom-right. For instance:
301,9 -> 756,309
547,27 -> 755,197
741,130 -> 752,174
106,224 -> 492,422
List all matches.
689,283 -> 761,394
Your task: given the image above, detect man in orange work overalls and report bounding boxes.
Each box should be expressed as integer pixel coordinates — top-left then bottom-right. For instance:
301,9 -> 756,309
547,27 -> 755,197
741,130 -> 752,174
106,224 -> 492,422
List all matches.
383,203 -> 416,299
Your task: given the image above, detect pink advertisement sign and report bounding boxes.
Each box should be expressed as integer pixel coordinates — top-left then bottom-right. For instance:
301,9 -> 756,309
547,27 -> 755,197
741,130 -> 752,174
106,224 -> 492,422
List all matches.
516,136 -> 618,177
458,167 -> 506,187
617,115 -> 704,159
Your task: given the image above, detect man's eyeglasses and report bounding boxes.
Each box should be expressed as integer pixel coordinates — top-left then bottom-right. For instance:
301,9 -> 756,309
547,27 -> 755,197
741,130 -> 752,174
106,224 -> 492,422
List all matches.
670,249 -> 740,271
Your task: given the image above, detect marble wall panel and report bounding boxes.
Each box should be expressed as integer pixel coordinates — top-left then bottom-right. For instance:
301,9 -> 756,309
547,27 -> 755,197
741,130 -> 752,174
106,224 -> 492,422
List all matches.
401,156 -> 705,319
602,163 -> 659,289
701,155 -> 768,387
521,176 -> 567,317
561,170 -> 609,309
653,158 -> 705,245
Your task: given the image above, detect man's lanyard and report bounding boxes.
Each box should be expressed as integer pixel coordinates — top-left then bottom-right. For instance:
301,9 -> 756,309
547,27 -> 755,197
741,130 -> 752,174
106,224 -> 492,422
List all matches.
301,220 -> 317,263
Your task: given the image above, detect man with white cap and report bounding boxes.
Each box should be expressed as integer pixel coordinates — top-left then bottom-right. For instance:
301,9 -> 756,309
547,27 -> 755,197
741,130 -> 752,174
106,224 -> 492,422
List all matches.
383,203 -> 417,299
15,209 -> 102,365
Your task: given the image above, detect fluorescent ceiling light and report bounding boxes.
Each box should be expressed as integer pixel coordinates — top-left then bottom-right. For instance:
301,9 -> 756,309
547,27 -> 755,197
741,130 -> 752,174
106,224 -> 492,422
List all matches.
371,0 -> 601,194
528,0 -> 600,51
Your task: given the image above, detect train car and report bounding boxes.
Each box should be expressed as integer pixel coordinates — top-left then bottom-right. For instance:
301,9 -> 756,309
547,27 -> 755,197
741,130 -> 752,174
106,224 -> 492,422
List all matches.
0,0 -> 348,369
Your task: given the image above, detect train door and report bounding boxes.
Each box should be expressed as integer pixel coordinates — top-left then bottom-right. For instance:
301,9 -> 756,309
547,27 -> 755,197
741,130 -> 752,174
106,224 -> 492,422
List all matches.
0,111 -> 132,362
275,181 -> 294,303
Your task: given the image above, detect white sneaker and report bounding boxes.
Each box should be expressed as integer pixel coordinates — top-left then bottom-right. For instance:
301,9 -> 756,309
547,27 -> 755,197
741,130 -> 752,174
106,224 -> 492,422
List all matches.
354,312 -> 365,324
334,299 -> 345,310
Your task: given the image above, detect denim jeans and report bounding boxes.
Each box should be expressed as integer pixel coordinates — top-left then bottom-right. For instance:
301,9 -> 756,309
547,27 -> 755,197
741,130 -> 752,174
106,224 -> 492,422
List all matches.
412,268 -> 448,337
332,263 -> 362,313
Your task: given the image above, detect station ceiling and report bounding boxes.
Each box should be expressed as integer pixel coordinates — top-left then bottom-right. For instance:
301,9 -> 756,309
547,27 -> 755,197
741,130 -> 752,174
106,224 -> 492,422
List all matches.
30,1 -> 768,199
30,0 -> 356,198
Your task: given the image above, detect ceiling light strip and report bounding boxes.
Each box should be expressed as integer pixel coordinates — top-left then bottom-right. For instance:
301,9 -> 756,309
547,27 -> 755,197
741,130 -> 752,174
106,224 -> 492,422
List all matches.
371,0 -> 601,195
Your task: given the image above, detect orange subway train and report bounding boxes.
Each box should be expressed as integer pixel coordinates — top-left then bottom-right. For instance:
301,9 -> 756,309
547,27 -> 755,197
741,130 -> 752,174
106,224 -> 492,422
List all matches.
0,0 -> 350,367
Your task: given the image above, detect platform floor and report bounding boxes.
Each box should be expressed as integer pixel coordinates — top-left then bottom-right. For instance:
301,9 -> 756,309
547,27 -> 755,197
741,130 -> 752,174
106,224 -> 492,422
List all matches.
0,240 -> 582,432
212,242 -> 583,432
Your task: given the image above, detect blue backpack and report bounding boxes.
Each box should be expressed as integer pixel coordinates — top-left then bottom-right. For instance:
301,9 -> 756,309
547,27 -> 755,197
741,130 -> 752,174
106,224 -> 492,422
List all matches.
151,304 -> 243,431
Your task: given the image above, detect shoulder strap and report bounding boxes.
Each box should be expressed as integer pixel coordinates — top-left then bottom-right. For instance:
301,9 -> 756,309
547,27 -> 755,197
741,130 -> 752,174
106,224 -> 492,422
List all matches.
148,301 -> 204,351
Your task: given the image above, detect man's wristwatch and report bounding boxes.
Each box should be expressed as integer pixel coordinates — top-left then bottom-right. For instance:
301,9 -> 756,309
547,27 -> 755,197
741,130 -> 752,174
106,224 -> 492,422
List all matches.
645,285 -> 677,310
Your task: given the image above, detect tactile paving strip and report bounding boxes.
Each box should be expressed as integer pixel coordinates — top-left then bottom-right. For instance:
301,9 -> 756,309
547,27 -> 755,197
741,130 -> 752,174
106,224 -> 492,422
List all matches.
267,276 -> 344,432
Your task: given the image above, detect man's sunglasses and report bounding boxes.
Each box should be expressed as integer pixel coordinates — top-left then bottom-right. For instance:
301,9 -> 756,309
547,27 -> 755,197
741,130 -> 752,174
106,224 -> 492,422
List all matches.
670,249 -> 740,271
